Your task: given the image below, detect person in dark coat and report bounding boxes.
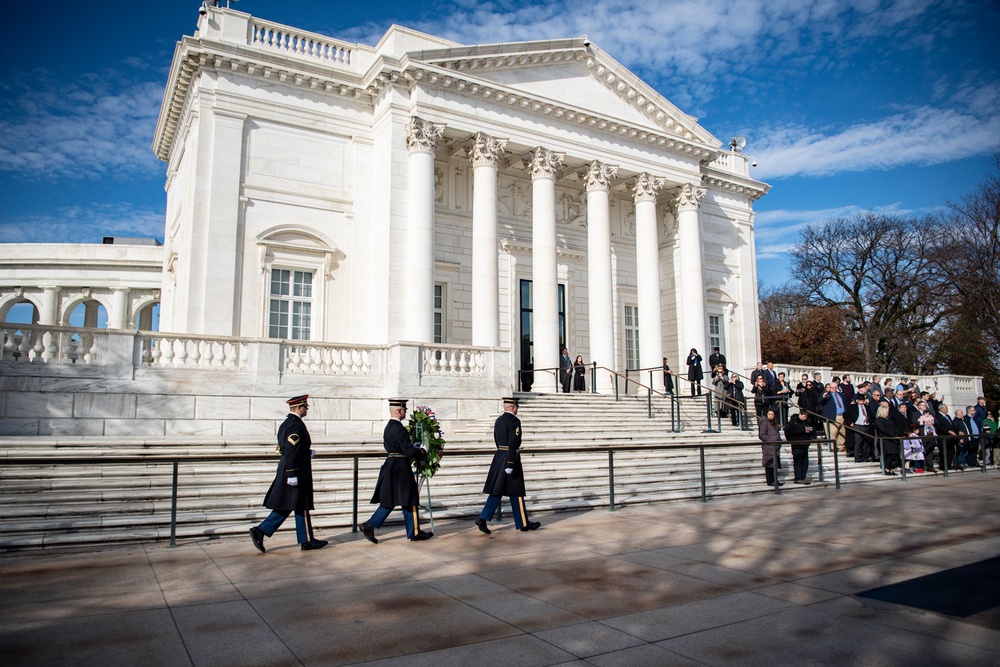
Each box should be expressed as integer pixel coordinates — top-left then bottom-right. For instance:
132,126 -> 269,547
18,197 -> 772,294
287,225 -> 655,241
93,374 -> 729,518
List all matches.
358,399 -> 433,544
784,410 -> 814,484
559,347 -> 573,393
874,403 -> 900,475
685,348 -> 704,396
250,394 -> 328,552
726,373 -> 746,427
758,408 -> 783,486
573,355 -> 587,392
708,347 -> 727,374
662,357 -> 675,395
474,397 -> 541,534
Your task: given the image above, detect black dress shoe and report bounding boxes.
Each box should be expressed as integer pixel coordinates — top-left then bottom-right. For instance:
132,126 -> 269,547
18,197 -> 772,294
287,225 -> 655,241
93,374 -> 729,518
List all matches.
301,539 -> 329,551
520,521 -> 541,531
249,526 -> 266,553
359,522 -> 377,544
410,530 -> 434,541
474,518 -> 491,535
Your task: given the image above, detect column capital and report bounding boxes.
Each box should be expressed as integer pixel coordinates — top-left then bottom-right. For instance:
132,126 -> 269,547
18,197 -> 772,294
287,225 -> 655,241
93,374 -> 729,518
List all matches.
467,132 -> 508,168
406,116 -> 445,153
526,147 -> 564,180
675,182 -> 707,211
582,161 -> 619,192
630,172 -> 665,202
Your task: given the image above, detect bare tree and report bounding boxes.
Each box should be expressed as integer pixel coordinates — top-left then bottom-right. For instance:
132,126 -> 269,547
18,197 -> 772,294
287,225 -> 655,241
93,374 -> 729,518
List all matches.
934,153 -> 1000,360
788,212 -> 949,372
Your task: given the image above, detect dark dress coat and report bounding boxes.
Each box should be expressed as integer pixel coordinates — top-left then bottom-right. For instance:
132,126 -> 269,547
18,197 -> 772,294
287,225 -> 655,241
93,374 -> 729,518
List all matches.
758,417 -> 781,468
264,413 -> 314,512
371,419 -> 421,508
573,361 -> 587,391
662,362 -> 675,393
875,416 -> 900,458
483,411 -> 526,497
686,353 -> 704,382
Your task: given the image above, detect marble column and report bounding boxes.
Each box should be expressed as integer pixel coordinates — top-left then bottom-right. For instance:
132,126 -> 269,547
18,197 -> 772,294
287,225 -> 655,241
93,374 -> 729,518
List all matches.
528,147 -> 564,388
405,117 -> 444,343
632,173 -> 665,391
584,161 -> 618,393
83,302 -> 99,328
469,132 -> 507,348
111,288 -> 130,329
676,182 -> 708,359
38,286 -> 60,326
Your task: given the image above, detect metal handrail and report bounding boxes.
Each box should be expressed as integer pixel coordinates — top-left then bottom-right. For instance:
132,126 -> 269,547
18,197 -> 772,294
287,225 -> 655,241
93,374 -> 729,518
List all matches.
2,434 -> 992,549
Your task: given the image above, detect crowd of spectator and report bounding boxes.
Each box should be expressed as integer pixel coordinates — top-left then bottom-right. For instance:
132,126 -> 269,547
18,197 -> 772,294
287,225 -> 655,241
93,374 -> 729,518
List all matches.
731,363 -> 999,481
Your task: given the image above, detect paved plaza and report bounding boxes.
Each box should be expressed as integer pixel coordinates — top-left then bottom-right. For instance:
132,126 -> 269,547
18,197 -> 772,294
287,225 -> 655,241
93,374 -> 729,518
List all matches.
2,473 -> 999,666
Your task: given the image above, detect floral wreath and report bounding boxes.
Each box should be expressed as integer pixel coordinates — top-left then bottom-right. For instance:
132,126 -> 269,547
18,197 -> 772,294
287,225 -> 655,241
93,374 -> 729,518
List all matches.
406,405 -> 445,478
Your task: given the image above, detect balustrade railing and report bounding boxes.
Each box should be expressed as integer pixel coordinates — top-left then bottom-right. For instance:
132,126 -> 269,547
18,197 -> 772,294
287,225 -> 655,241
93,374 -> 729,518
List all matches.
1,324 -> 98,365
249,18 -> 352,66
422,345 -> 487,376
282,342 -> 376,374
141,333 -> 249,370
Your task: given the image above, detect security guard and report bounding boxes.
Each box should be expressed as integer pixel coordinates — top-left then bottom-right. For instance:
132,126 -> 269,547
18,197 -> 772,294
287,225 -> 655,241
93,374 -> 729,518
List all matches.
250,394 -> 328,552
358,399 -> 434,543
475,397 -> 541,534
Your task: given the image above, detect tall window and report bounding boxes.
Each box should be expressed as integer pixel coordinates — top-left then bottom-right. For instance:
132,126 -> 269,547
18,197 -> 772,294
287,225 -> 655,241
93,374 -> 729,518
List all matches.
708,315 -> 722,354
269,269 -> 312,340
624,304 -> 639,370
433,283 -> 445,344
519,279 -> 566,367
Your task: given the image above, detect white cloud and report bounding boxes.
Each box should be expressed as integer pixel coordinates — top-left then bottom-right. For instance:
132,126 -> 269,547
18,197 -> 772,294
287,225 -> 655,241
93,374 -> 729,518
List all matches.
337,0 -> 941,110
0,203 -> 164,244
0,75 -> 165,180
753,98 -> 1000,180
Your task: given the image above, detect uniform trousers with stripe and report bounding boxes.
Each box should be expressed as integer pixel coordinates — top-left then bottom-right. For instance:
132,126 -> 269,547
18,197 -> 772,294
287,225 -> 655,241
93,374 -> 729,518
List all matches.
366,505 -> 421,539
258,510 -> 316,544
479,494 -> 531,530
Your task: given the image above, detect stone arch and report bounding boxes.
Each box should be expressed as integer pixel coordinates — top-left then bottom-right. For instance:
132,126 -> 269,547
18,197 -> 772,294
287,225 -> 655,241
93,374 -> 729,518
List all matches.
60,293 -> 111,327
0,293 -> 41,323
130,295 -> 161,330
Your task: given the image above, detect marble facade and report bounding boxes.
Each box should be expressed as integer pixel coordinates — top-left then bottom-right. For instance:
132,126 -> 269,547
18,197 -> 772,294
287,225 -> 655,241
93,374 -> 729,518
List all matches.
0,6 -> 778,435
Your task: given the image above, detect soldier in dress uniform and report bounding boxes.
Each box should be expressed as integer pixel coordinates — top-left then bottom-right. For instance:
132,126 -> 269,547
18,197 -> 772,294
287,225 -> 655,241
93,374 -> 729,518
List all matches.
250,394 -> 328,552
474,397 -> 541,534
357,399 -> 434,544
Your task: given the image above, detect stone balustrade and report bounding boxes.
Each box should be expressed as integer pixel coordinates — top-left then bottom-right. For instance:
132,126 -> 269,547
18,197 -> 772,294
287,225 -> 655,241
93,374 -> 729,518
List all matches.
2,324 -> 99,365
708,152 -> 751,177
772,364 -> 984,412
248,18 -> 352,67
141,333 -> 249,370
422,345 -> 488,376
283,342 -> 378,375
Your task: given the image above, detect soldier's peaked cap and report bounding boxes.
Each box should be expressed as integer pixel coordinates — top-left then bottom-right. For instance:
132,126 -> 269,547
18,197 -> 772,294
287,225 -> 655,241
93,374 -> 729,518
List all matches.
502,397 -> 519,405
388,398 -> 408,407
286,394 -> 309,407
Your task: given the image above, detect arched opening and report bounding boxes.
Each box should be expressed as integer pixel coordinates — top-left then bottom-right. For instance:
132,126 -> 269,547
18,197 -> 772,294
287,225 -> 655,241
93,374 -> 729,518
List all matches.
65,300 -> 109,328
1,299 -> 40,324
134,303 -> 160,331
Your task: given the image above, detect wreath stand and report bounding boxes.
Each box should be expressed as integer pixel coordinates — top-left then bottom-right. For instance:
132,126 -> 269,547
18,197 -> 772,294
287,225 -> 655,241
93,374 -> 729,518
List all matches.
417,474 -> 435,532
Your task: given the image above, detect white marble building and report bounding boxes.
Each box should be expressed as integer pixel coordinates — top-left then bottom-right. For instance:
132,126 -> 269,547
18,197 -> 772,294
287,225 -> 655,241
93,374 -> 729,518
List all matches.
154,7 -> 766,386
0,6 -> 779,436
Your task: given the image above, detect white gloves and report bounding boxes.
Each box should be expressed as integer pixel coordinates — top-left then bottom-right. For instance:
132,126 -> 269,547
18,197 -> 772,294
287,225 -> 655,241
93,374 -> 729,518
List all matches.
505,467 -> 513,475
287,476 -> 299,486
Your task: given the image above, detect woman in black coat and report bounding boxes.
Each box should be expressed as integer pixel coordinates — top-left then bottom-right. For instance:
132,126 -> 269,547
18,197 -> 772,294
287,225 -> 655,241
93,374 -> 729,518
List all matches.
758,408 -> 783,486
686,348 -> 704,396
573,355 -> 587,392
874,402 -> 900,475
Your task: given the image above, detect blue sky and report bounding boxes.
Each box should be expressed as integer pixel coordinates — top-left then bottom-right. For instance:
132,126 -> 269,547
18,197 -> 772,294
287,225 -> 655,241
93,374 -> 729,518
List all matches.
1,0 -> 998,290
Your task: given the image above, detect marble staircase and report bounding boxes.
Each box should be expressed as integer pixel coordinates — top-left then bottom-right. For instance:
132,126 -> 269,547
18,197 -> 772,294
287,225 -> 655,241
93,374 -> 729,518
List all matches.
0,392 -> 909,550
